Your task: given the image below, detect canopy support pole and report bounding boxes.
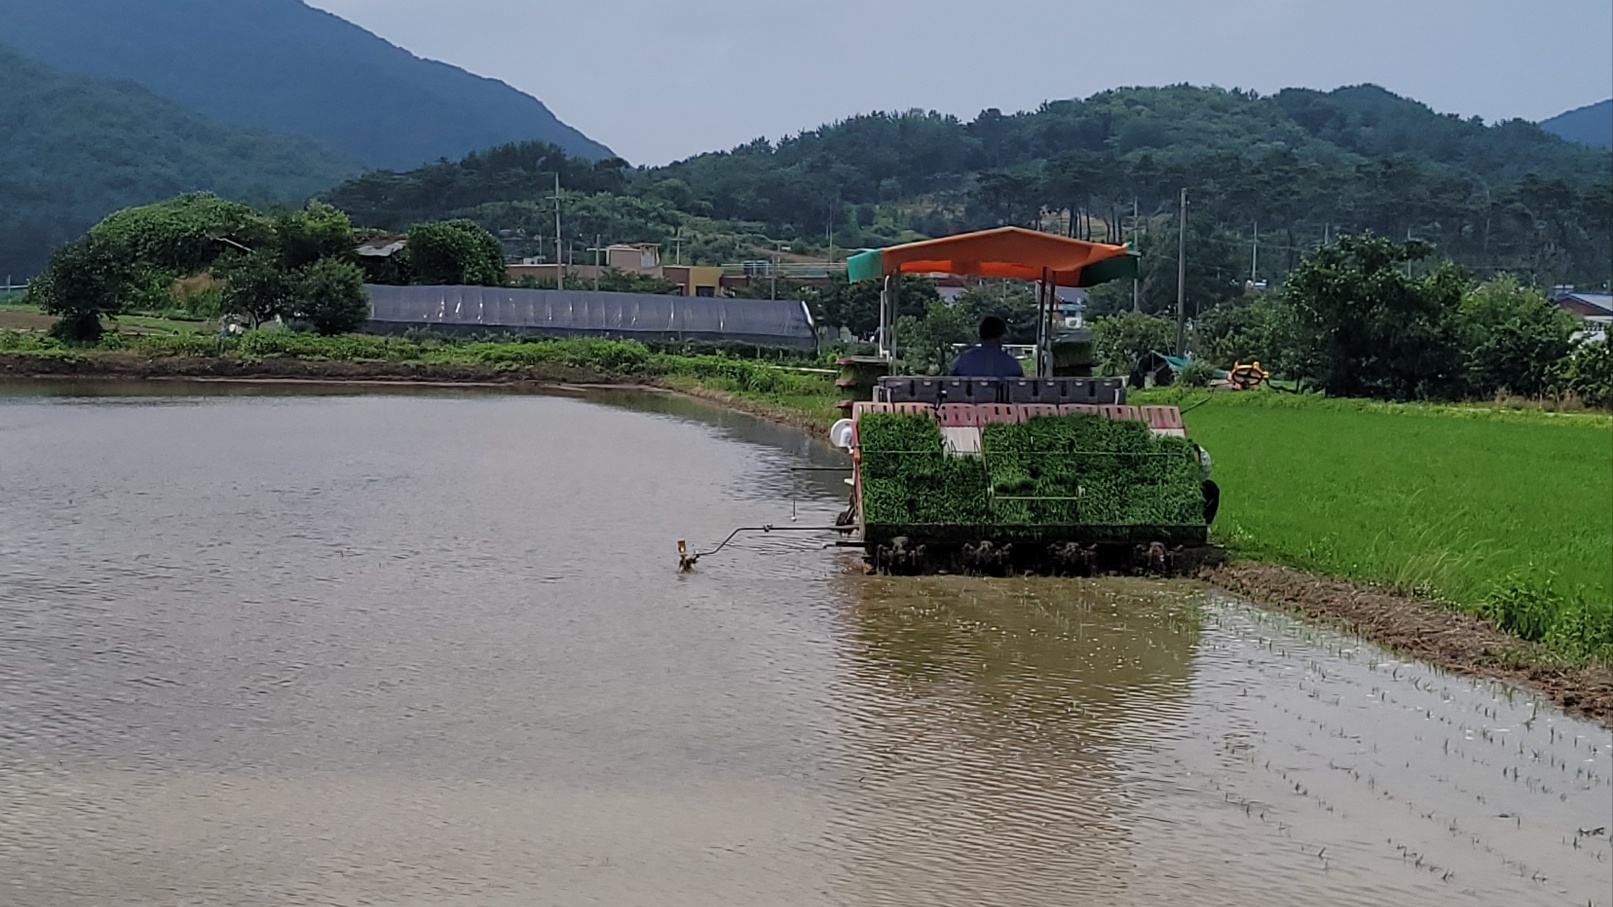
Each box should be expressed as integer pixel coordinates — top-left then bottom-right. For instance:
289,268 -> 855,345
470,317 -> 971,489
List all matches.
878,272 -> 898,372
1036,268 -> 1054,379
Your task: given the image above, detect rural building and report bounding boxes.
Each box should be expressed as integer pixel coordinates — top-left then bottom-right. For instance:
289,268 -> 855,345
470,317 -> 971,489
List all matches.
365,284 -> 817,349
1554,289 -> 1612,342
507,243 -> 723,297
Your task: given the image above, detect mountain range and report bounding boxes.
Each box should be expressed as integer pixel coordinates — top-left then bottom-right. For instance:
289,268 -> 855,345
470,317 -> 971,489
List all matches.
0,0 -> 611,170
0,0 -> 1606,286
0,45 -> 359,280
1541,100 -> 1613,150
327,83 -> 1612,301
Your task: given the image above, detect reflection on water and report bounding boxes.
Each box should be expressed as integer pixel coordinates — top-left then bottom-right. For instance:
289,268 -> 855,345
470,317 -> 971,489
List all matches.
0,384 -> 1607,907
830,577 -> 1200,905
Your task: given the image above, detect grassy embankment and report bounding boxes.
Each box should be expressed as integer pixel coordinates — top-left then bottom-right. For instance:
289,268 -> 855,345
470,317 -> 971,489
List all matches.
3,324 -> 1608,662
0,328 -> 844,427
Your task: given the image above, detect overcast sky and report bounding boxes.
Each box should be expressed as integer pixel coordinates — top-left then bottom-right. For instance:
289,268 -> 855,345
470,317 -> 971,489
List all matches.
307,0 -> 1613,165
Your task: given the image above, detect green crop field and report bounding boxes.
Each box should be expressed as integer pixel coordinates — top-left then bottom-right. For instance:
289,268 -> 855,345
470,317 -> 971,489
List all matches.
1143,390 -> 1613,658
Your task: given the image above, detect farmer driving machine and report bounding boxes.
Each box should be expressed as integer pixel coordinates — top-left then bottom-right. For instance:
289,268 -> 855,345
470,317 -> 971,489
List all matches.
680,227 -> 1220,576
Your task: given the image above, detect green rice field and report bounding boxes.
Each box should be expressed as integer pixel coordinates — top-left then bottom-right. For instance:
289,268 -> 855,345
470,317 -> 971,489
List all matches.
1144,390 -> 1613,658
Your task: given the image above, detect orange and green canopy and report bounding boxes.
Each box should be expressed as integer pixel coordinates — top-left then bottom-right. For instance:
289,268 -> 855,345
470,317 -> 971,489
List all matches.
846,226 -> 1138,288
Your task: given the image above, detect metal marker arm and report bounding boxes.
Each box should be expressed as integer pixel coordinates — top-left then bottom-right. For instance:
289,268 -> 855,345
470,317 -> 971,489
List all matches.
677,524 -> 847,572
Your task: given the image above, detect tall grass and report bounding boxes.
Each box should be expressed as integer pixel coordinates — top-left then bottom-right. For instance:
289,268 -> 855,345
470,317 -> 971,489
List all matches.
1143,388 -> 1613,661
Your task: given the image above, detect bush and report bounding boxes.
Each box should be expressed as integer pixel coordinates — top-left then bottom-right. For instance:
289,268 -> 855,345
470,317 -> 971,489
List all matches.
1091,311 -> 1176,376
239,332 -> 418,361
90,193 -> 272,275
294,258 -> 370,336
1478,572 -> 1612,659
131,335 -> 226,358
407,220 -> 507,286
1552,340 -> 1612,409
1193,298 -> 1299,375
1178,358 -> 1216,387
460,338 -> 655,374
0,331 -> 65,353
1458,277 -> 1576,398
220,250 -> 297,327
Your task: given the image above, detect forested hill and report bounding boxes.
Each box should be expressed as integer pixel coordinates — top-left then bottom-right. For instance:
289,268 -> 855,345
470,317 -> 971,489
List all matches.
0,46 -> 360,279
0,0 -> 612,170
1541,100 -> 1613,149
652,84 -> 1603,237
326,84 -> 1613,301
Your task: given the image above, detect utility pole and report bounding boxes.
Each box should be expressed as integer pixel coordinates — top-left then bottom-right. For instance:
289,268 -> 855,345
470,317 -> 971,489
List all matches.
553,173 -> 564,291
1175,188 -> 1188,357
1132,198 -> 1141,312
771,241 -> 789,300
593,234 -> 602,291
1251,221 -> 1259,286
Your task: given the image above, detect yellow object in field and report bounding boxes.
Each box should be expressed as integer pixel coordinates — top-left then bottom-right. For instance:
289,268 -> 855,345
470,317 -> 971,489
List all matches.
1229,361 -> 1269,390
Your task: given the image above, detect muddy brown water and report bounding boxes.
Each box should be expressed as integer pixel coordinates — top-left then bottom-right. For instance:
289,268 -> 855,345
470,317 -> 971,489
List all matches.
1,382 -> 1608,906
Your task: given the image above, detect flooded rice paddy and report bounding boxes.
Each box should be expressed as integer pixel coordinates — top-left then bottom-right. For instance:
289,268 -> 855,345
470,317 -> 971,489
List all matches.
1,382 -> 1608,906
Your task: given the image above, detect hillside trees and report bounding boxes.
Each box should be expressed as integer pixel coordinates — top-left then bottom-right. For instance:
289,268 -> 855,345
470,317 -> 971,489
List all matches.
0,46 -> 358,279
404,220 -> 507,286
26,194 -> 380,335
313,87 -> 1609,295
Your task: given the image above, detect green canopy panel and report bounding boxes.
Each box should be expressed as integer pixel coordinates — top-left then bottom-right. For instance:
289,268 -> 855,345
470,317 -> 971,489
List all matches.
1073,251 -> 1140,287
846,249 -> 884,283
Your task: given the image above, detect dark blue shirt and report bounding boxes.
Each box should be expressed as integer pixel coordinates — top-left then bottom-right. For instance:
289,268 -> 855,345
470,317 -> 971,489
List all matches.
949,343 -> 1024,377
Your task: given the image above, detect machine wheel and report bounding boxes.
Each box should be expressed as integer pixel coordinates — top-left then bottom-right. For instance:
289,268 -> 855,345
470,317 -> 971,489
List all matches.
1203,480 -> 1221,525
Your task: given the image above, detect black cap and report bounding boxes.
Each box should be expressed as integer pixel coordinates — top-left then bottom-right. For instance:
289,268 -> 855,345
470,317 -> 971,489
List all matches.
979,316 -> 1007,341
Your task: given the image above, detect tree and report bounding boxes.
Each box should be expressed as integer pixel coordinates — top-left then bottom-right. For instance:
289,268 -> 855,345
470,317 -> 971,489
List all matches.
92,193 -> 273,274
1193,297 -> 1299,374
28,233 -> 132,343
895,299 -> 975,373
810,274 -> 937,338
1090,311 -> 1176,376
1283,234 -> 1466,399
406,219 -> 506,286
294,258 -> 369,335
220,251 -> 296,327
1457,276 -> 1576,397
275,200 -> 357,270
949,283 -> 1040,344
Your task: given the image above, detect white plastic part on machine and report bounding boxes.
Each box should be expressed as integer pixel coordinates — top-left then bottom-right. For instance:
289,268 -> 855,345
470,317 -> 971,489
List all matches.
829,418 -> 856,450
942,427 -> 982,456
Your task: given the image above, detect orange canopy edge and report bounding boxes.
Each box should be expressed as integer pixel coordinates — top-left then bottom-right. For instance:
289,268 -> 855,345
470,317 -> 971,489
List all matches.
865,227 -> 1132,287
